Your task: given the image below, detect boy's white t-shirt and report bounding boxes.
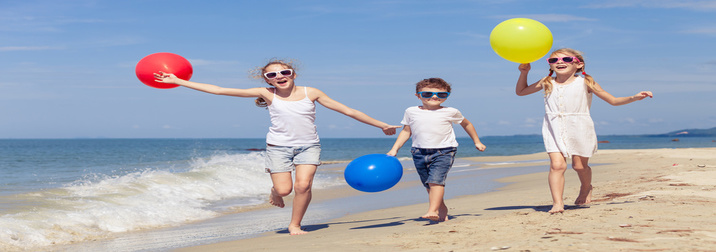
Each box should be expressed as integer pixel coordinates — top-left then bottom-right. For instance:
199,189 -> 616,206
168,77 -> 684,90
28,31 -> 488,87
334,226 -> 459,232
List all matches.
401,106 -> 464,148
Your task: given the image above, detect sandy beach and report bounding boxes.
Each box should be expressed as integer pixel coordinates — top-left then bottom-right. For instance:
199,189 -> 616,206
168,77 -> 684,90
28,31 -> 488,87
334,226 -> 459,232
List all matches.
175,148 -> 716,252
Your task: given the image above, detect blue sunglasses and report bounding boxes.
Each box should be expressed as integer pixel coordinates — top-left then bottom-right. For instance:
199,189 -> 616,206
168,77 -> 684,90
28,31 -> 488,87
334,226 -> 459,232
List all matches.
417,91 -> 450,99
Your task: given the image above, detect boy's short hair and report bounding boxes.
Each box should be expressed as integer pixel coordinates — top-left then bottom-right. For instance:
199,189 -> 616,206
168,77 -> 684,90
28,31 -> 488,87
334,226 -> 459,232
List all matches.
416,78 -> 451,93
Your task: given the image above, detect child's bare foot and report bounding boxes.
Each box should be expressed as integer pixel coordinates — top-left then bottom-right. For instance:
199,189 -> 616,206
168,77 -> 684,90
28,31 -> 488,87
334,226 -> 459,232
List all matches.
288,225 -> 307,235
421,212 -> 440,221
269,188 -> 285,208
548,204 -> 564,214
438,205 -> 449,222
574,185 -> 593,205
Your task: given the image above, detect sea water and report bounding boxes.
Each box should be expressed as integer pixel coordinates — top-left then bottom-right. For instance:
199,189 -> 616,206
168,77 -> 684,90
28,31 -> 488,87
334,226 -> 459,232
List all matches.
0,136 -> 713,251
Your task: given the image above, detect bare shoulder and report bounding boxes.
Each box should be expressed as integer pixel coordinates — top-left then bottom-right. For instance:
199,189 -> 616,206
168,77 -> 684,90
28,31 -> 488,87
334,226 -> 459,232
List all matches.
257,86 -> 275,97
588,79 -> 605,93
305,86 -> 327,99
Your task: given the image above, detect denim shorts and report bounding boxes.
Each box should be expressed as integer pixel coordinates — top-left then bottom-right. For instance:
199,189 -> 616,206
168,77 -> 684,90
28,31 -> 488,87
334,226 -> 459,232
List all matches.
411,147 -> 457,188
264,144 -> 321,173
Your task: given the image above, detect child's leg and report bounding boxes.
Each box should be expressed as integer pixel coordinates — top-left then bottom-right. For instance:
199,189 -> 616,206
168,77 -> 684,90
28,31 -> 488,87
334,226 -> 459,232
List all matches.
571,155 -> 592,205
422,183 -> 446,221
287,164 -> 317,235
547,152 -> 568,213
420,147 -> 455,222
269,172 -> 293,208
265,145 -> 295,209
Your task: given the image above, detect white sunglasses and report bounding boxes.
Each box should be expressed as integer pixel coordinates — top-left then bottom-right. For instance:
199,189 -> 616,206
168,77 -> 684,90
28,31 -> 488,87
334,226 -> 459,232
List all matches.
263,69 -> 294,79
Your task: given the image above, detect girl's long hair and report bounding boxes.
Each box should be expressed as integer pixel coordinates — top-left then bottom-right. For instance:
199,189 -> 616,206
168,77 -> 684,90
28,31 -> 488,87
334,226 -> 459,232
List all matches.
538,48 -> 596,95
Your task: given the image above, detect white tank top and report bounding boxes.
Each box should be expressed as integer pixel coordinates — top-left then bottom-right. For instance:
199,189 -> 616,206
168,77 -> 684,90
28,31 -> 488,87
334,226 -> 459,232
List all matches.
266,87 -> 320,146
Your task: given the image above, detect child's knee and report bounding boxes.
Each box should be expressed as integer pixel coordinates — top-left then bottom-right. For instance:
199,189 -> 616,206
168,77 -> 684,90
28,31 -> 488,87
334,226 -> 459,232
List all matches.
293,181 -> 312,194
273,186 -> 293,196
572,164 -> 591,171
550,162 -> 567,171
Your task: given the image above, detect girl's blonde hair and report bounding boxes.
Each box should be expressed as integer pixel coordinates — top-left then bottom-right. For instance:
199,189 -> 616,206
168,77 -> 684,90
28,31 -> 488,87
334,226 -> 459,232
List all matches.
538,48 -> 596,95
249,58 -> 299,107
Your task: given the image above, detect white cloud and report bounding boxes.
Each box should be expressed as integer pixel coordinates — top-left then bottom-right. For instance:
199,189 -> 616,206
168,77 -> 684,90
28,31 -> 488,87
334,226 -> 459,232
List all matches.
0,46 -> 62,51
520,117 -> 540,128
188,59 -> 242,67
582,0 -> 716,11
621,118 -> 637,124
682,27 -> 716,35
490,14 -> 597,23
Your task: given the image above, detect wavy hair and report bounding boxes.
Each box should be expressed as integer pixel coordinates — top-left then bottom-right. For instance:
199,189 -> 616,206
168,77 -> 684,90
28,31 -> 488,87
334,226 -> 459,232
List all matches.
249,58 -> 299,107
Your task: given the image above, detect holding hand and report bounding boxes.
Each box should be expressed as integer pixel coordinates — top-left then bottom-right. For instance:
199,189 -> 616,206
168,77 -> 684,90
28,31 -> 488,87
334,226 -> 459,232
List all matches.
154,71 -> 181,84
381,125 -> 402,135
518,63 -> 531,73
633,91 -> 653,100
475,142 -> 486,152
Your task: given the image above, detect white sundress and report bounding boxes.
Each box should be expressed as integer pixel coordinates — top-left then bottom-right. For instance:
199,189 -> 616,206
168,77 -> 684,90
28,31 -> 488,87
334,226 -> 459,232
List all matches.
542,76 -> 598,158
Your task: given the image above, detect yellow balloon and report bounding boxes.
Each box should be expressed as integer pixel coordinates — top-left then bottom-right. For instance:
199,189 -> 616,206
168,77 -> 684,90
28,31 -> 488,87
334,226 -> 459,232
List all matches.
490,18 -> 553,63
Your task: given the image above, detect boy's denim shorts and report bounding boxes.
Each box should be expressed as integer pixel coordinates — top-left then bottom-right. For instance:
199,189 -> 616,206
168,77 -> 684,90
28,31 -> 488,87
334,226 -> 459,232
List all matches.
265,144 -> 321,173
411,147 -> 457,188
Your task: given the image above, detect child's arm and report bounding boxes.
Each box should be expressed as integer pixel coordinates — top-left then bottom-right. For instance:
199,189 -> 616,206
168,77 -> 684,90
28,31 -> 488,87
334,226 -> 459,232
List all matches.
155,72 -> 267,98
311,87 -> 400,135
459,118 -> 486,152
515,63 -> 543,96
387,126 -> 412,156
590,82 -> 653,106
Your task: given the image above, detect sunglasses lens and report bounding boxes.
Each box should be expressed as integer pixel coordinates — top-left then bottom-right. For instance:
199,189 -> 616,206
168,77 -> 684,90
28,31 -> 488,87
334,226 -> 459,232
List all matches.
265,72 -> 277,78
547,58 -> 559,64
280,69 -> 293,76
562,57 -> 574,63
418,92 -> 449,98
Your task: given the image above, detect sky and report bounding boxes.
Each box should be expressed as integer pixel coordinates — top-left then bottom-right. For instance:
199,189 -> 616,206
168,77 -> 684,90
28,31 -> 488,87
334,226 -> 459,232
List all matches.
1,0 -> 715,139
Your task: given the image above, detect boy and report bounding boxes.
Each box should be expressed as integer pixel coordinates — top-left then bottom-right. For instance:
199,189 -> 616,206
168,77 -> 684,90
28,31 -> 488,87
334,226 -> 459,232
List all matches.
387,78 -> 486,222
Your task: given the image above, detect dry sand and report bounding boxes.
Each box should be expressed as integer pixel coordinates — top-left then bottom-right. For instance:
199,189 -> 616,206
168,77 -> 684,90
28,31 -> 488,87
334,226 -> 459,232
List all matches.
175,148 -> 716,252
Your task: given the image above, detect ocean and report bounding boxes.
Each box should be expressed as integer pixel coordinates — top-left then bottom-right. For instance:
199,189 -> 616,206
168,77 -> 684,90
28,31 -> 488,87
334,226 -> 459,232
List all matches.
0,136 -> 713,251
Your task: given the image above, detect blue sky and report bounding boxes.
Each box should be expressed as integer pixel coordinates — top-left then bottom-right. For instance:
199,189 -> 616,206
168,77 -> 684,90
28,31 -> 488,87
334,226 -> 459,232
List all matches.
1,0 -> 715,139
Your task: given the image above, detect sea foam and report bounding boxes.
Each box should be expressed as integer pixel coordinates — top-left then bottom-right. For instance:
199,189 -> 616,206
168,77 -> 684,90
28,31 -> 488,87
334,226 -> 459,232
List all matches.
0,152 -> 310,251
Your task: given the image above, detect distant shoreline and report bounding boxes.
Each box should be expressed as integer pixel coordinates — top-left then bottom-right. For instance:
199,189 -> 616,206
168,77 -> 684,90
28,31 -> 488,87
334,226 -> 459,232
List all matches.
2,132 -> 715,140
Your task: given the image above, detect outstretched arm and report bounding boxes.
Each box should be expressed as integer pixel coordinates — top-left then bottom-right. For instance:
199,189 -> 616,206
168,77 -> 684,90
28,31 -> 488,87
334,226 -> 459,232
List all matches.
387,126 -> 412,156
312,87 -> 400,135
459,118 -> 486,152
515,63 -> 543,96
154,72 -> 267,98
590,82 -> 653,106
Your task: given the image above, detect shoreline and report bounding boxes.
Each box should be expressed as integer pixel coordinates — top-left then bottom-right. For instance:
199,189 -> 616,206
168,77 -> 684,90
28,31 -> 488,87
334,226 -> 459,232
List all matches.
174,148 -> 716,251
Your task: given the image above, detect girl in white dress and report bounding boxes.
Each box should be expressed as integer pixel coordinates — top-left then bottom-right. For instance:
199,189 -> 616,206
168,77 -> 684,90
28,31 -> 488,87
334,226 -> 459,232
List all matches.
515,48 -> 653,213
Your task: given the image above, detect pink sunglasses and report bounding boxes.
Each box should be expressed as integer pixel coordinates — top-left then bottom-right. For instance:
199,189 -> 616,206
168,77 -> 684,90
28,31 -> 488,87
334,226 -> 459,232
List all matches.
547,57 -> 580,64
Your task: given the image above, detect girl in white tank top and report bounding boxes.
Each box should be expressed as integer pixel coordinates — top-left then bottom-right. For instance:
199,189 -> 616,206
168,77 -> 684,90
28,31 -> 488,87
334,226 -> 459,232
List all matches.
266,86 -> 320,146
155,59 -> 399,235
